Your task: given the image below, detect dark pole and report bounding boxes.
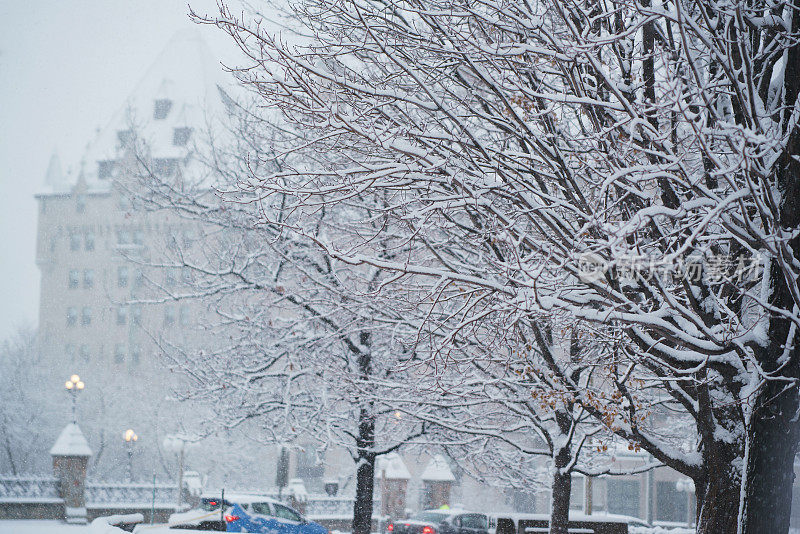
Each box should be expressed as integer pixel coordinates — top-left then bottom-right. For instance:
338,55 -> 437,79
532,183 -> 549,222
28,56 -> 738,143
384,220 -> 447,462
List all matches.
71,392 -> 77,424
151,473 -> 156,524
127,445 -> 134,482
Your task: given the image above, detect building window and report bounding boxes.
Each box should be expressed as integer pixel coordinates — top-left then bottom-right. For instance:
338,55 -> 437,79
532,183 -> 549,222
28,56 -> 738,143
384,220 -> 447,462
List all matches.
133,229 -> 144,246
117,129 -> 134,148
81,307 -> 92,326
570,476 -> 585,510
295,447 -> 325,480
134,269 -> 145,288
76,194 -> 86,213
607,479 -> 640,519
164,306 -> 176,326
70,233 -> 81,251
179,305 -> 190,326
65,344 -> 76,361
114,344 -> 125,363
182,229 -> 195,249
118,266 -> 129,288
181,267 -> 193,285
173,127 -> 192,146
132,305 -> 142,326
165,268 -> 177,287
98,160 -> 115,179
117,230 -> 132,245
154,158 -> 178,176
117,306 -> 128,325
656,481 -> 689,523
118,194 -> 132,210
154,98 -> 173,120
83,269 -> 95,289
79,344 -> 90,361
131,344 -> 141,365
85,232 -> 95,251
69,269 -> 80,289
67,307 -> 78,326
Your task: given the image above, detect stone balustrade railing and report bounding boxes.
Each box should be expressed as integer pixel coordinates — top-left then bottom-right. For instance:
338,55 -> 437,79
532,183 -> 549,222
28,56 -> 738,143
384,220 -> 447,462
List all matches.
85,481 -> 179,507
0,475 -> 61,502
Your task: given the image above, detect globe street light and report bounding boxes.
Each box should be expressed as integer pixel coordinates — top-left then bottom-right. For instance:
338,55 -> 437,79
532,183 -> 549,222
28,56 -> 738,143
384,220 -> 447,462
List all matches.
65,374 -> 85,423
163,434 -> 197,509
124,429 -> 138,482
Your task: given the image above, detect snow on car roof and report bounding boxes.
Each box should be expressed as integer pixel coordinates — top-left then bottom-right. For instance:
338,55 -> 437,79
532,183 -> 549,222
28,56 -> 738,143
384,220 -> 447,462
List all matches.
492,512 -> 643,525
417,509 -> 475,516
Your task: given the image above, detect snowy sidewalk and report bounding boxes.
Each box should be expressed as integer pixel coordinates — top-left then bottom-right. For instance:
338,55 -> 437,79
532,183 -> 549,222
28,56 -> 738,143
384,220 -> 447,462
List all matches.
0,520 -> 224,534
0,520 -> 92,533
0,520 -> 210,533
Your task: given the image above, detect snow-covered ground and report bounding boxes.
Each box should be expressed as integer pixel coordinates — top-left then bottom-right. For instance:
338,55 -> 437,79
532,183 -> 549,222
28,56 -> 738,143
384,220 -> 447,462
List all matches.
0,520 -> 92,533
0,520 -> 207,534
0,521 -> 702,534
630,528 -> 694,534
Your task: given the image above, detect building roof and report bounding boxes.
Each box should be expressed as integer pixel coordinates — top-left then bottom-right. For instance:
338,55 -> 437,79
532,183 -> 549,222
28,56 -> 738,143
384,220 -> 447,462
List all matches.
421,454 -> 455,482
50,423 -> 93,457
43,29 -> 235,195
43,152 -> 67,192
375,452 -> 411,480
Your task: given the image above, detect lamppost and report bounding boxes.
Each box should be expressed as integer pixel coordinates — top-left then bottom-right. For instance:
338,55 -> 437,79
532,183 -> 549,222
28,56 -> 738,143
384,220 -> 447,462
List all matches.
64,374 -> 85,423
163,434 -> 195,509
124,429 -> 138,482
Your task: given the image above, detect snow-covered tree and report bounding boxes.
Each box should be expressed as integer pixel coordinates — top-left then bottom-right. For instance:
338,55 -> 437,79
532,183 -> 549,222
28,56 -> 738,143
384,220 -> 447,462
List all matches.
0,327 -> 57,474
125,111 -> 428,534
197,0 -> 800,531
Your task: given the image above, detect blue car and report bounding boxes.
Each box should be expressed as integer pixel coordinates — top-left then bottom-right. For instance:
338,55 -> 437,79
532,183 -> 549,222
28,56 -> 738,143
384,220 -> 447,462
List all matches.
170,494 -> 328,534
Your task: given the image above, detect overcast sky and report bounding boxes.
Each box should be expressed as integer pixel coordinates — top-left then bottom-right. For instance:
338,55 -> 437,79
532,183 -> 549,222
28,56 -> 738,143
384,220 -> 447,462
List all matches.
0,1 -> 244,340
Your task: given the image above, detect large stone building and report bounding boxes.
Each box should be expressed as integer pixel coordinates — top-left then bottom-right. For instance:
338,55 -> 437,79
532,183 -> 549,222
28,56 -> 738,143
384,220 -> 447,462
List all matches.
36,30 -> 221,377
33,30 -> 249,483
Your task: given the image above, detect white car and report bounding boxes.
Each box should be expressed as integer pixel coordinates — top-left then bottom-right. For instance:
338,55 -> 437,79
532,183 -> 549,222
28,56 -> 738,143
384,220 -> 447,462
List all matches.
169,495 -> 232,530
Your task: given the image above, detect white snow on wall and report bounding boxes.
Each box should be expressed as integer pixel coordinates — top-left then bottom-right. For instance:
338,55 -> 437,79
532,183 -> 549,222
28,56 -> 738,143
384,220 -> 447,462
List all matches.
49,423 -> 92,457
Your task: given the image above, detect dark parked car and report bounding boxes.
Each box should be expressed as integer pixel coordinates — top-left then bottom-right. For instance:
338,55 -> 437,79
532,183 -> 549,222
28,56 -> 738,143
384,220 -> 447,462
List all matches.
389,510 -> 489,534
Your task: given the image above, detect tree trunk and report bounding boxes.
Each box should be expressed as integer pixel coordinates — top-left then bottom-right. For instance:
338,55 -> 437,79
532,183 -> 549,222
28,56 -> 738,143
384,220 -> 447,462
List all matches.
549,448 -> 571,534
695,467 -> 740,534
352,333 -> 376,534
352,445 -> 376,534
744,8 -> 800,529
741,382 -> 800,534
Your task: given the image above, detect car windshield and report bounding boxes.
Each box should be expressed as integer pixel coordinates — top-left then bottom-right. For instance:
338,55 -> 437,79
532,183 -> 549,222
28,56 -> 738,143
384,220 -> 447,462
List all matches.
412,512 -> 449,524
459,515 -> 488,529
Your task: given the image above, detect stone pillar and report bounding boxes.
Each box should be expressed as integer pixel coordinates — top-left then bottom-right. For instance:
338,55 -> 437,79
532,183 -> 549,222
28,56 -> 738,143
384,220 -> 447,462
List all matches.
422,480 -> 453,510
287,478 -> 308,515
50,423 -> 92,524
376,453 -> 411,519
382,478 -> 409,518
421,455 -> 455,510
